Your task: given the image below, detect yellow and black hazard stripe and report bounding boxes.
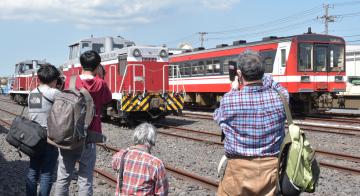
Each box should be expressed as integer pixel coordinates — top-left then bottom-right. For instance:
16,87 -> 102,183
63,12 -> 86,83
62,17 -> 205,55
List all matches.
160,93 -> 184,111
121,93 -> 184,112
121,94 -> 153,112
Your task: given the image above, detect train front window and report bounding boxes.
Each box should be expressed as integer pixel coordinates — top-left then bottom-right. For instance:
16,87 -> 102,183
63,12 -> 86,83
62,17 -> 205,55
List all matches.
81,42 -> 91,54
314,45 -> 327,72
329,45 -> 345,72
298,43 -> 313,71
93,43 -> 104,54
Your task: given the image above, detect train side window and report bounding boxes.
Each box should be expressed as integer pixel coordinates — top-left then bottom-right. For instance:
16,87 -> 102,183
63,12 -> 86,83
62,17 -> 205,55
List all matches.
73,44 -> 80,59
69,47 -> 73,60
329,45 -> 345,72
206,60 -> 213,74
192,61 -> 204,76
214,60 -> 221,74
298,43 -> 313,71
314,45 -> 327,72
281,49 -> 286,67
260,50 -> 276,73
181,63 -> 191,77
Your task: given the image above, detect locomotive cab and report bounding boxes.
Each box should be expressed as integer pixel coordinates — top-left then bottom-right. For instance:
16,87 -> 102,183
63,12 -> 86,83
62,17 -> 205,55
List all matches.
9,60 -> 51,104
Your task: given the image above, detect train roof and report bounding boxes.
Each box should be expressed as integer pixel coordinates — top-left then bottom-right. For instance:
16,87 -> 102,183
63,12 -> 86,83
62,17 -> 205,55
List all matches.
171,33 -> 345,58
16,60 -> 50,65
69,36 -> 135,47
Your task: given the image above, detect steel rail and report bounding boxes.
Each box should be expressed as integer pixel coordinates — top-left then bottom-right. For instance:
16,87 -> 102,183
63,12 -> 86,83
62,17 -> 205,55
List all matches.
93,167 -> 117,185
0,107 -> 20,116
155,122 -> 221,137
316,150 -> 360,163
320,162 -> 360,175
179,114 -> 360,137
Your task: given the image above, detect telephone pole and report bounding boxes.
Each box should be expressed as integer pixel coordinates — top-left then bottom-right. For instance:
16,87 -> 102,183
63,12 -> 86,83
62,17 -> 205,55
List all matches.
198,32 -> 208,47
317,4 -> 337,34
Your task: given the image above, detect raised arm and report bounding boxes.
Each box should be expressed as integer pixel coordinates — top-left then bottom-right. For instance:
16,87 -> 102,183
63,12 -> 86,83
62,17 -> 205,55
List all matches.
262,74 -> 289,101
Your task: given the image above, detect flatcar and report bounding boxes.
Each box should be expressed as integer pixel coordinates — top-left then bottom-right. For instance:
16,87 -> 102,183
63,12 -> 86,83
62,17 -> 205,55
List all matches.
169,29 -> 346,112
9,36 -> 185,121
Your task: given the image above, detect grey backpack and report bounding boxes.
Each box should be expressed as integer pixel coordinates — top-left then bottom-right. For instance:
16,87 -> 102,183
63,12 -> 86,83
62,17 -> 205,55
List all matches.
47,75 -> 94,150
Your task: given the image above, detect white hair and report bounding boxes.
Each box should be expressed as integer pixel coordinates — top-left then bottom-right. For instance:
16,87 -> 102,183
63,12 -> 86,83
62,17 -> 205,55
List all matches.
133,123 -> 157,147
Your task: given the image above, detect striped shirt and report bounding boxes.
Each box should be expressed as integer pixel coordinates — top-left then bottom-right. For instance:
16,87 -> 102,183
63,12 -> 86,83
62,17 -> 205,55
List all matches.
112,145 -> 169,196
214,74 -> 288,157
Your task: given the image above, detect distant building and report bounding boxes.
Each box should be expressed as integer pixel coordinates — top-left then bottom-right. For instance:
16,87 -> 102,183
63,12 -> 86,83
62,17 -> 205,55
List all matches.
344,44 -> 360,95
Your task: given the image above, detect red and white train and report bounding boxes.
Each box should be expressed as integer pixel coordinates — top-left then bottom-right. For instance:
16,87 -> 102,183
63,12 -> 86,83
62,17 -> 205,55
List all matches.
169,30 -> 346,112
9,36 -> 184,121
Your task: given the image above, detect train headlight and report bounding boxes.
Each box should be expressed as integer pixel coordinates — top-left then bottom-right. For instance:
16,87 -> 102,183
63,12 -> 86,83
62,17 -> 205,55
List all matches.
133,49 -> 142,57
159,50 -> 168,58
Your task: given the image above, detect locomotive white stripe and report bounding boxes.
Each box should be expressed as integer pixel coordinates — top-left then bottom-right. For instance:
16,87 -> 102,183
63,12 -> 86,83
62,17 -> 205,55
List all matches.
169,75 -> 341,85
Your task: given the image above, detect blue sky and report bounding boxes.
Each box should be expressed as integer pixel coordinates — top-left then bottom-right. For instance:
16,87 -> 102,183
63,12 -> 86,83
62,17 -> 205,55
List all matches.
1,0 -> 360,76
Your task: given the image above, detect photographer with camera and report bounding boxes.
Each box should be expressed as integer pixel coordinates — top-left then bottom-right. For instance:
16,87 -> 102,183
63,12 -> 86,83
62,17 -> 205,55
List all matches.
214,50 -> 289,196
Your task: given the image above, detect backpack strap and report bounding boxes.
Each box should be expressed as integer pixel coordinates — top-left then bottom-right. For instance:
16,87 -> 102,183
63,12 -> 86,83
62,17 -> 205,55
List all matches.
117,150 -> 129,196
69,75 -> 77,90
275,90 -> 294,195
80,88 -> 94,130
37,87 -> 54,104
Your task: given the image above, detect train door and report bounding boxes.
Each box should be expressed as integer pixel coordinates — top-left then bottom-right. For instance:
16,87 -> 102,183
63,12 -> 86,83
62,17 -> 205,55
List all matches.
275,42 -> 291,88
108,64 -> 117,92
118,54 -> 127,92
313,45 -> 329,91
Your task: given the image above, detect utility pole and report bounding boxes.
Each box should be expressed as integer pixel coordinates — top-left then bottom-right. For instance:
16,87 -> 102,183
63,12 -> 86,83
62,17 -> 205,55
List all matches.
198,32 -> 208,47
317,4 -> 337,34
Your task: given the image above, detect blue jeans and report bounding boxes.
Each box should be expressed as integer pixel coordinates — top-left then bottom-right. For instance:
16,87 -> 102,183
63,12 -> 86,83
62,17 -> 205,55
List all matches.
26,143 -> 59,196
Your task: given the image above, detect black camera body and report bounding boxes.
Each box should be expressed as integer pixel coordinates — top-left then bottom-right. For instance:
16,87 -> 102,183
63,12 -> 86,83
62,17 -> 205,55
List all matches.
228,61 -> 237,81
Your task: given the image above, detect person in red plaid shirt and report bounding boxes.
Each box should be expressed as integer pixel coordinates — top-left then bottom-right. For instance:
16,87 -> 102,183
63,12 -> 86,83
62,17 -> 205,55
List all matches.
214,50 -> 289,196
112,123 -> 169,196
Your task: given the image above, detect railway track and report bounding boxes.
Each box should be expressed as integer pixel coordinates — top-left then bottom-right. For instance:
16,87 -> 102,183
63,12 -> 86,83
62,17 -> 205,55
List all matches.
0,97 -> 16,105
0,98 -> 359,186
180,112 -> 360,137
153,122 -> 360,174
183,111 -> 360,124
0,107 -> 219,191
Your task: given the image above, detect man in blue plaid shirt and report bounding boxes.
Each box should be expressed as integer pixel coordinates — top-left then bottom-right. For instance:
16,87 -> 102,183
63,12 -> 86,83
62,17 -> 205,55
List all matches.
214,50 -> 289,196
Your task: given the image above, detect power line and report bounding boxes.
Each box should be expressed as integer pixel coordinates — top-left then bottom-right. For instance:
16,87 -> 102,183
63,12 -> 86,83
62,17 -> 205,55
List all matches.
207,5 -> 322,35
206,18 -> 316,42
333,0 -> 360,6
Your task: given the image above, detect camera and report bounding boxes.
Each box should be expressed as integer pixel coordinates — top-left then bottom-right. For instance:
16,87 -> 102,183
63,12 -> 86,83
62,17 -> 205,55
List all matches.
228,61 -> 237,81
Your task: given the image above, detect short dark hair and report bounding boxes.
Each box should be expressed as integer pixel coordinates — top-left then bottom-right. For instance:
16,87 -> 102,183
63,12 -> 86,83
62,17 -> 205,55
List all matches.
80,50 -> 101,71
237,50 -> 265,81
37,64 -> 60,84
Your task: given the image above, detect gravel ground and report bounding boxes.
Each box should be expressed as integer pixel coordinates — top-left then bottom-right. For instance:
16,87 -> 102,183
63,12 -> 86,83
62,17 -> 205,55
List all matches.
0,95 -> 359,195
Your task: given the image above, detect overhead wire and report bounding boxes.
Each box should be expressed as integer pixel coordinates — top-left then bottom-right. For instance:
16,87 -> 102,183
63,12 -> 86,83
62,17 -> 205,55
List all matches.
206,5 -> 322,35
206,18 -> 317,42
